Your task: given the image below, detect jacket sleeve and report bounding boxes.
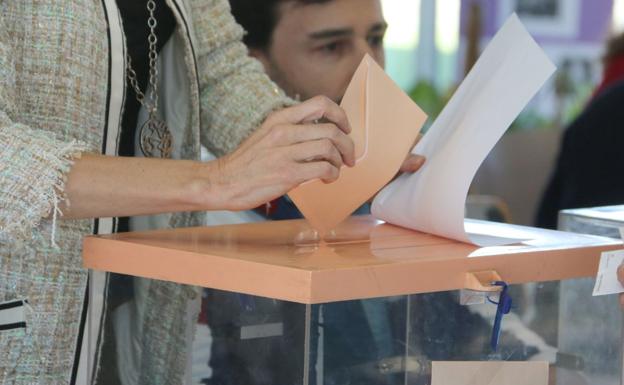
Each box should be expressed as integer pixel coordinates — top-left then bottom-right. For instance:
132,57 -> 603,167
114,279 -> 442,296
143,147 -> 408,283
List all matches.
190,0 -> 294,157
0,16 -> 89,241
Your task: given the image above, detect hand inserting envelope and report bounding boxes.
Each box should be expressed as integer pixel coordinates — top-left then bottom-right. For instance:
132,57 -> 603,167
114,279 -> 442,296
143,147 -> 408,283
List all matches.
290,14 -> 556,246
287,55 -> 428,237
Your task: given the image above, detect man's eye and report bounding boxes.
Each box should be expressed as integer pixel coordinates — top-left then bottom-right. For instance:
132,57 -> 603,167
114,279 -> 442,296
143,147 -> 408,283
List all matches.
321,41 -> 343,54
368,35 -> 384,48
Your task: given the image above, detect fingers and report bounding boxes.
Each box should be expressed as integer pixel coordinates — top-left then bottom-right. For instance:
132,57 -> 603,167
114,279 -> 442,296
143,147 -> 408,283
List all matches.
296,161 -> 340,184
618,264 -> 624,310
399,154 -> 426,173
269,123 -> 355,167
291,139 -> 344,169
269,96 -> 351,134
413,133 -> 423,147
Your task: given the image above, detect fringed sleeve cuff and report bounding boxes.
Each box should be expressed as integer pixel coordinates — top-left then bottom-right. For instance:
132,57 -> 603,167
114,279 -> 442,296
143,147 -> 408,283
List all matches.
0,121 -> 91,243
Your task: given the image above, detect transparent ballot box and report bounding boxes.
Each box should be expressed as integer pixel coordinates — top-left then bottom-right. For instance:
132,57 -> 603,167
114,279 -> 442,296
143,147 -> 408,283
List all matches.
559,205 -> 624,238
556,205 -> 624,385
83,216 -> 622,385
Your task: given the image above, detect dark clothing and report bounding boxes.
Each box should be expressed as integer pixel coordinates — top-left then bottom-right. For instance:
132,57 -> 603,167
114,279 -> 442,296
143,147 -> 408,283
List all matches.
116,0 -> 176,158
536,80 -> 624,229
203,291 -> 308,385
116,0 -> 175,233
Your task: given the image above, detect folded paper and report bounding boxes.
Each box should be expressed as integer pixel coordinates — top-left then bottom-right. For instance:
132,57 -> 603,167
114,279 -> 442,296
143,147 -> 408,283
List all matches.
372,14 -> 556,246
593,249 -> 624,296
288,55 -> 427,236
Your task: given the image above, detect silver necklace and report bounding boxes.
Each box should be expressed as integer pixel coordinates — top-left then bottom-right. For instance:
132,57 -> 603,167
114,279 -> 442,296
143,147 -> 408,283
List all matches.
126,0 -> 173,158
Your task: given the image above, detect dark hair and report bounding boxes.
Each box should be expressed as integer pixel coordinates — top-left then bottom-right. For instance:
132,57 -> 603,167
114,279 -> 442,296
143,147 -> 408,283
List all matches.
604,32 -> 624,64
229,0 -> 332,51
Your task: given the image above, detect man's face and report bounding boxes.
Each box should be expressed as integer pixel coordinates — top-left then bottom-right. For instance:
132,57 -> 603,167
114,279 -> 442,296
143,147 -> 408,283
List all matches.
252,0 -> 386,103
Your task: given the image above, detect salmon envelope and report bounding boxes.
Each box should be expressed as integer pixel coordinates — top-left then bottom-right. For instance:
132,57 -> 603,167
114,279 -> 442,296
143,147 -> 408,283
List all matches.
287,54 -> 427,236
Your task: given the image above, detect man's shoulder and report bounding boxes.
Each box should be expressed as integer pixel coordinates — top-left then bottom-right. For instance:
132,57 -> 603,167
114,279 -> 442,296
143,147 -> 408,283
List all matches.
592,79 -> 624,111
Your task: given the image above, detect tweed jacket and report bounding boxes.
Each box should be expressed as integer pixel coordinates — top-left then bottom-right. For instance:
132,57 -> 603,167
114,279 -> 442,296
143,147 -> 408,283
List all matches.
0,0 -> 288,384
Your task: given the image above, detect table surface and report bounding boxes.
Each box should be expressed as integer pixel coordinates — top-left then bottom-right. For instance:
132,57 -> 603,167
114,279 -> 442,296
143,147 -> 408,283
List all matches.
83,215 -> 621,303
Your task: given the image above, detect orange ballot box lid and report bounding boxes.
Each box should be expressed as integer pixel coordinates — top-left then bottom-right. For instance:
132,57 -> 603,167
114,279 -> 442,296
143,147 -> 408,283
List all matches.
83,215 -> 621,304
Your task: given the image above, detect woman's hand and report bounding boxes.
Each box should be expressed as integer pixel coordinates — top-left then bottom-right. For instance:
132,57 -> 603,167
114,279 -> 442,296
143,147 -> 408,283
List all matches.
397,133 -> 426,174
618,263 -> 624,308
201,96 -> 356,211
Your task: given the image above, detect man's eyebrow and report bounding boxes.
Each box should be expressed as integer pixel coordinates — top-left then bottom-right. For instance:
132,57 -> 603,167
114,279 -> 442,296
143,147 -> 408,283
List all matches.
369,21 -> 388,33
307,21 -> 388,40
308,27 -> 354,40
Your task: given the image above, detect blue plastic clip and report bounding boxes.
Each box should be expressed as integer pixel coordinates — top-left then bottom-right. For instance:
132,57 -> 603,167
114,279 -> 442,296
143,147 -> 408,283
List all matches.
487,281 -> 512,351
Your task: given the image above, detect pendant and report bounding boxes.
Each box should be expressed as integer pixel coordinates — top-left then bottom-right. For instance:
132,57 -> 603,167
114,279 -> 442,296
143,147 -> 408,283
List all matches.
139,118 -> 172,158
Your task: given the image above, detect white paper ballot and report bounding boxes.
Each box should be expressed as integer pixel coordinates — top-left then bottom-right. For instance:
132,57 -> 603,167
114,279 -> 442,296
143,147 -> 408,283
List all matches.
593,249 -> 624,296
372,14 -> 556,246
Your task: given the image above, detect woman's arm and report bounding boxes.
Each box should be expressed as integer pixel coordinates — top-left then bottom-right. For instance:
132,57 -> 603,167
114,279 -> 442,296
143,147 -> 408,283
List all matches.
62,96 -> 354,219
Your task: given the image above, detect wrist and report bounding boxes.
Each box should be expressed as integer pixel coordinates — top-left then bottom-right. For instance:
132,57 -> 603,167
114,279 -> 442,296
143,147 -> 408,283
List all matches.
185,158 -> 231,211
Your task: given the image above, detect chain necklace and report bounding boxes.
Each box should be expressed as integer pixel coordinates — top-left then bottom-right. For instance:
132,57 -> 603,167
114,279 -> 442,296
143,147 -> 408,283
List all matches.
126,0 -> 173,158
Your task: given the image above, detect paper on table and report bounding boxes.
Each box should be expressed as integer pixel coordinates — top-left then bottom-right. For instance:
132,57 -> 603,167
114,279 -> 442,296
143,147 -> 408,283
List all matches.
593,249 -> 624,296
372,14 -> 556,246
288,55 -> 427,236
431,361 -> 548,385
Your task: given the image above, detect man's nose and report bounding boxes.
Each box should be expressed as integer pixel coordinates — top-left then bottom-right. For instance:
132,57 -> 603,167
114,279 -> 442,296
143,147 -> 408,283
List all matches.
354,39 -> 384,68
355,39 -> 376,58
